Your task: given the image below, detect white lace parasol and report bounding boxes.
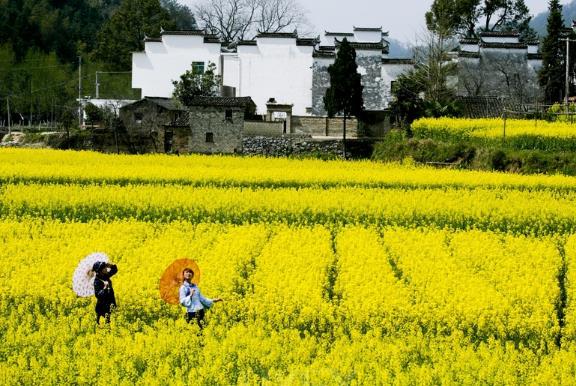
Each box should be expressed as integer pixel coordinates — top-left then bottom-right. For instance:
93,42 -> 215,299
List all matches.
72,252 -> 110,297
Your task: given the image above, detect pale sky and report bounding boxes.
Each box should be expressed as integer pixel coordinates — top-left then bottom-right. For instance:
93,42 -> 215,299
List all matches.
180,0 -> 569,44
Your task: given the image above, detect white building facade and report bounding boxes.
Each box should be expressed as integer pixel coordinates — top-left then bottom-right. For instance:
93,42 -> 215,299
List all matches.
456,32 -> 542,104
132,28 -> 413,116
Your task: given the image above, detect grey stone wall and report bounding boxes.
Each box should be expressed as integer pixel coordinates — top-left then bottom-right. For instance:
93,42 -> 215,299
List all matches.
311,60 -> 332,116
120,104 -> 172,153
357,54 -> 384,111
312,53 -> 385,115
242,136 -> 344,157
189,107 -> 243,153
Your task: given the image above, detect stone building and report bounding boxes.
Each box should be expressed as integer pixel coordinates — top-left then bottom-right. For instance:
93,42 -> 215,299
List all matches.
131,28 -> 414,117
182,96 -> 256,154
457,31 -> 542,104
312,27 -> 414,115
119,97 -> 185,153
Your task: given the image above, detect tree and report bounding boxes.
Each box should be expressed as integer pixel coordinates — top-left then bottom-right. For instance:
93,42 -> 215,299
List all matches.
389,69 -> 425,128
426,0 -> 537,41
172,62 -> 221,106
499,0 -> 538,41
539,0 -> 565,104
194,0 -> 309,43
94,0 -> 175,70
160,0 -> 197,30
323,38 -> 363,159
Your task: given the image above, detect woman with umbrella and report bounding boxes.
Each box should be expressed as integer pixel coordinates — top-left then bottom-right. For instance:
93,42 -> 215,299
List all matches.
179,267 -> 222,330
92,261 -> 118,324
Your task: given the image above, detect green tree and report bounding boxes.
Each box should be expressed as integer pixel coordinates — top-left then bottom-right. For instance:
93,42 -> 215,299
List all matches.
539,0 -> 565,104
160,0 -> 197,30
172,62 -> 221,106
389,69 -> 425,128
0,0 -> 119,63
500,0 -> 538,41
426,0 -> 537,41
94,0 -> 175,70
323,38 -> 364,158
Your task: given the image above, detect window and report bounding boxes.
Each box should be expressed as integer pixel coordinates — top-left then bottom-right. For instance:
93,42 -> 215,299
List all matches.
225,109 -> 233,122
134,112 -> 143,124
205,132 -> 214,143
192,62 -> 205,75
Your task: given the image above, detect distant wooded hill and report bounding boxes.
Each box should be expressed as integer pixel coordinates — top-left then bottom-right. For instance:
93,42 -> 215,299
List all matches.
532,0 -> 576,38
388,39 -> 412,58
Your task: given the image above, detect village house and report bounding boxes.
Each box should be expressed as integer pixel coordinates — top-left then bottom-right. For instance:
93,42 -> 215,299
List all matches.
131,27 -> 414,117
120,96 -> 255,154
184,96 -> 256,154
456,31 -> 543,105
119,97 -> 185,153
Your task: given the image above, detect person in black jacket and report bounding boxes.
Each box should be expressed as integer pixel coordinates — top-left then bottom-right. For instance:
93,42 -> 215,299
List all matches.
92,261 -> 118,324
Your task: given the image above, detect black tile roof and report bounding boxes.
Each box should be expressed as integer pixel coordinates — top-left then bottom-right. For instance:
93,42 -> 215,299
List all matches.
325,32 -> 354,36
382,58 -> 414,64
313,49 -> 336,58
459,51 -> 480,58
479,31 -> 520,37
353,27 -> 382,32
456,96 -> 504,118
145,97 -> 183,111
459,38 -> 479,44
237,40 -> 257,46
161,29 -> 206,36
296,38 -> 318,46
337,41 -> 384,50
188,96 -> 255,108
144,37 -> 162,43
256,32 -> 298,38
122,97 -> 184,112
480,42 -> 527,49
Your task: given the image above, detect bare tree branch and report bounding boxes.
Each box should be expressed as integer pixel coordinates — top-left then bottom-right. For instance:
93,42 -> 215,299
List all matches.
194,0 -> 309,43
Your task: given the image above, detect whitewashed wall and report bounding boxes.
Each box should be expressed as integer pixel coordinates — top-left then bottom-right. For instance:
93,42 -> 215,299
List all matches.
460,43 -> 479,53
132,35 -> 221,98
381,62 -> 413,107
353,30 -> 381,43
237,38 -> 314,115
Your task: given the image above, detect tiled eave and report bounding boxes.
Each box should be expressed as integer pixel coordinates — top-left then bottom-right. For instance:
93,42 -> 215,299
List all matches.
480,42 -> 527,49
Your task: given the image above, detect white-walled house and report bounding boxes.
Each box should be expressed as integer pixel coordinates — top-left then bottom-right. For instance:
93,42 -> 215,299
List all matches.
133,31 -> 222,98
456,31 -> 542,104
131,28 -> 414,116
231,33 -> 316,116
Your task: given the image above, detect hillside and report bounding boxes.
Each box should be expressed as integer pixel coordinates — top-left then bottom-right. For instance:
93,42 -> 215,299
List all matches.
532,0 -> 576,37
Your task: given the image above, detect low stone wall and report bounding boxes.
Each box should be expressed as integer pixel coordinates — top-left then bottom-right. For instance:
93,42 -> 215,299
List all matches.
242,135 -> 344,157
244,121 -> 285,137
292,116 -> 358,137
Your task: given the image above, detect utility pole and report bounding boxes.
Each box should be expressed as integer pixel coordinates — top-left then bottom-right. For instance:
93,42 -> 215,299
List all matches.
6,97 -> 11,135
96,71 -> 100,99
565,38 -> 571,109
78,56 -> 82,128
562,37 -> 576,111
95,71 -> 131,99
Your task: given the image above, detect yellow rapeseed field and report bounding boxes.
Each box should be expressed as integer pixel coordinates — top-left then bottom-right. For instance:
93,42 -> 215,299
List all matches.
412,117 -> 576,139
2,148 -> 576,384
